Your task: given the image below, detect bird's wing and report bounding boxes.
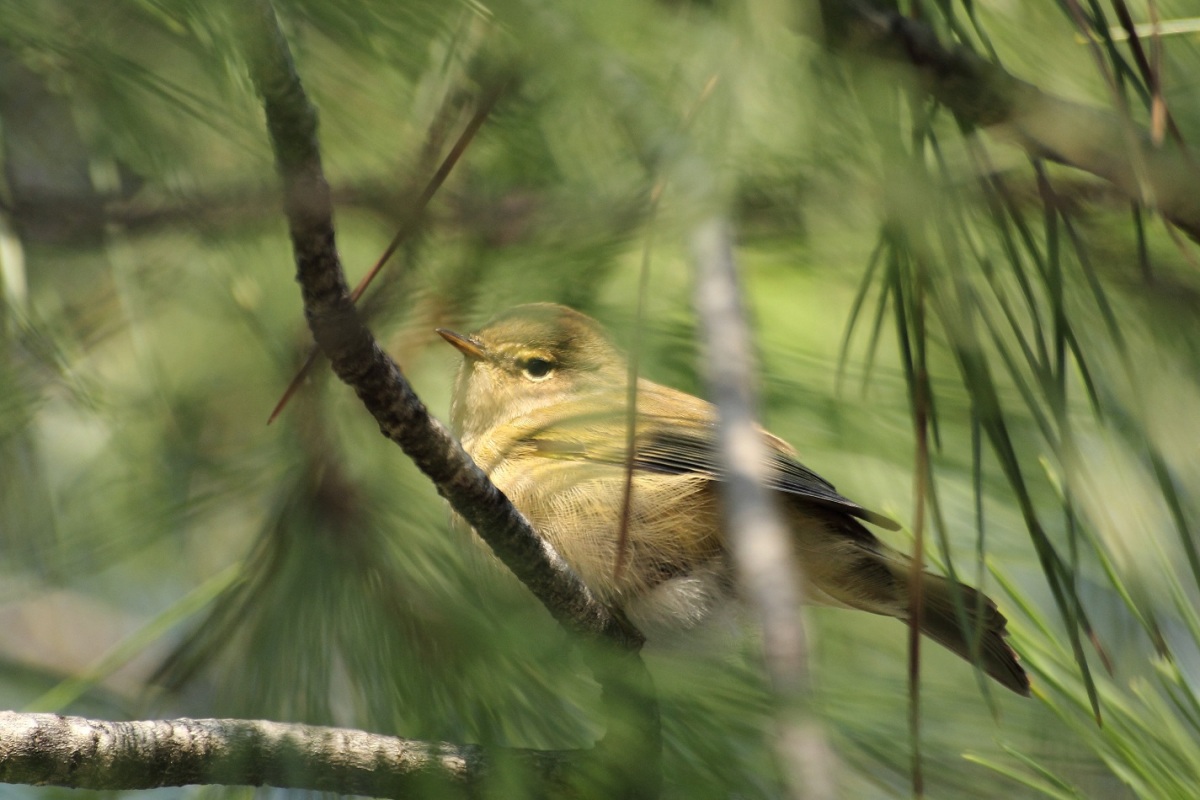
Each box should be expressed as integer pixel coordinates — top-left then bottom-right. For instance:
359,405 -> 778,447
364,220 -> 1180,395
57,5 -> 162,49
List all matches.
521,381 -> 900,532
631,418 -> 901,532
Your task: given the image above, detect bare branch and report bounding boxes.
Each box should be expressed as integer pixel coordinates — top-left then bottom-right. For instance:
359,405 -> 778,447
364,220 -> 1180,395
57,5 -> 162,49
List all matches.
0,711 -> 571,798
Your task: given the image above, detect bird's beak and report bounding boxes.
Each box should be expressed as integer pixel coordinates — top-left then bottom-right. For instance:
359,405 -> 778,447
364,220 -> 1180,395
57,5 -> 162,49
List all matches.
436,328 -> 487,360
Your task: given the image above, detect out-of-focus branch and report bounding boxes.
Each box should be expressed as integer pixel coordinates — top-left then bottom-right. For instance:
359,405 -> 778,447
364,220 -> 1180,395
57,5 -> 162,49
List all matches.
691,218 -> 835,800
0,711 -> 571,797
821,0 -> 1200,241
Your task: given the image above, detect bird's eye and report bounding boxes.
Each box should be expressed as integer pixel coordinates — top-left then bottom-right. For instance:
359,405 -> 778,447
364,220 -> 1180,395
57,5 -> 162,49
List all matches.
521,357 -> 555,381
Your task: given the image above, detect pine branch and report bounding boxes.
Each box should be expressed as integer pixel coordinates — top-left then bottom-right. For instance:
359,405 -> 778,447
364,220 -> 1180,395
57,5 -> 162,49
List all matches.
823,0 -> 1200,241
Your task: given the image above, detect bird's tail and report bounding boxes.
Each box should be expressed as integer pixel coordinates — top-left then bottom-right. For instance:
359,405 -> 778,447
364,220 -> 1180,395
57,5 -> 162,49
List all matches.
897,565 -> 1030,696
792,511 -> 1029,694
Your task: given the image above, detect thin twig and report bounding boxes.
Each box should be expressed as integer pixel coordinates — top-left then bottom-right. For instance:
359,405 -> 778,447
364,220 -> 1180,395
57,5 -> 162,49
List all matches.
267,76 -> 510,424
615,73 -> 720,580
907,259 -> 928,799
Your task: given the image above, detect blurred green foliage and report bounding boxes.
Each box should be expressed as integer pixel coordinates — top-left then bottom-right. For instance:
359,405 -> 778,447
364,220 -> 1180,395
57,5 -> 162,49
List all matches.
2,1 -> 1200,798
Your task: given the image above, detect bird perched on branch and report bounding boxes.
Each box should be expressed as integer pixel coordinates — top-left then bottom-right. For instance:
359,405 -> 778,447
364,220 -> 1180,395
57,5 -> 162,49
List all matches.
439,303 -> 1029,695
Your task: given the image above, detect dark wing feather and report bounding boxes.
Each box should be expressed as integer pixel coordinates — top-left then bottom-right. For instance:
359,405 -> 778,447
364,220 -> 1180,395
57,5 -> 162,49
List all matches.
521,381 -> 899,532
633,423 -> 901,531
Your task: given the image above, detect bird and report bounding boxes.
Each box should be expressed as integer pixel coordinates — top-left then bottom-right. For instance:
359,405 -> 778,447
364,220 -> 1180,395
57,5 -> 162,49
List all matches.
438,302 -> 1030,695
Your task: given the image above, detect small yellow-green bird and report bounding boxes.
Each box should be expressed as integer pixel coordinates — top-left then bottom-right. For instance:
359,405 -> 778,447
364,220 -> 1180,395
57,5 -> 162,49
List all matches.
439,303 -> 1029,695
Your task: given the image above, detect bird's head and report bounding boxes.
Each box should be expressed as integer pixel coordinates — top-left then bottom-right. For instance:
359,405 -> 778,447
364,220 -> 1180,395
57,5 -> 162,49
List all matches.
438,303 -> 625,440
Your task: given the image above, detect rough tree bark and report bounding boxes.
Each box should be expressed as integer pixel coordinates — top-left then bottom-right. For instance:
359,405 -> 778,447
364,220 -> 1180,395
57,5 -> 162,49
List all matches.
0,712 -> 574,796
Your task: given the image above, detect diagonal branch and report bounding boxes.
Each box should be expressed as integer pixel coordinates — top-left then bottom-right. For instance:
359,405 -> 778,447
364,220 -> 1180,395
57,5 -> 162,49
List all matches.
232,0 -> 636,651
